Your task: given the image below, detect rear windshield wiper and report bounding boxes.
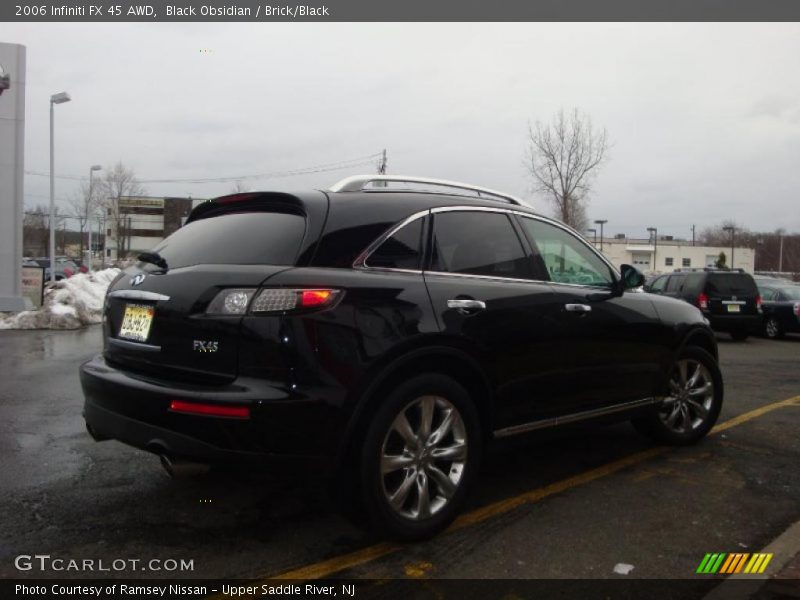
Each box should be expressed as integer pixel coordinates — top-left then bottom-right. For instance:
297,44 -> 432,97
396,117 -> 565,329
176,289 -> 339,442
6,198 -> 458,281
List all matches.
137,251 -> 169,271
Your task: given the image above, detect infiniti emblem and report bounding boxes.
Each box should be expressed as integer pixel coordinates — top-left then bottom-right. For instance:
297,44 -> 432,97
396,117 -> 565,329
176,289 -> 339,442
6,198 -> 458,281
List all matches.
130,274 -> 146,286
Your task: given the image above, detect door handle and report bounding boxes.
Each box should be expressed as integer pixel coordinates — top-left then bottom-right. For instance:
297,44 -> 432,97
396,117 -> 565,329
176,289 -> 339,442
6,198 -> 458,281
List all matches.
447,299 -> 486,313
564,303 -> 592,313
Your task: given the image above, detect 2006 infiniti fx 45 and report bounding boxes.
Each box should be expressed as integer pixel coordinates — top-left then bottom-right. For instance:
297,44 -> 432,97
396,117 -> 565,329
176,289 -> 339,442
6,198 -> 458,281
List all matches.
81,175 -> 723,540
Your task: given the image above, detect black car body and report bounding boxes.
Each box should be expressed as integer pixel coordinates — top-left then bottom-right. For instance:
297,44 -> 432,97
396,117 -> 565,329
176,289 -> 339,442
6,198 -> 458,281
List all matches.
81,175 -> 723,538
758,284 -> 800,338
645,268 -> 761,340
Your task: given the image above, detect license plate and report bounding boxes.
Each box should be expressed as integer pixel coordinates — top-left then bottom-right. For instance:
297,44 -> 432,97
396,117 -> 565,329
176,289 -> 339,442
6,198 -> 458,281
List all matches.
118,304 -> 155,342
727,304 -> 741,313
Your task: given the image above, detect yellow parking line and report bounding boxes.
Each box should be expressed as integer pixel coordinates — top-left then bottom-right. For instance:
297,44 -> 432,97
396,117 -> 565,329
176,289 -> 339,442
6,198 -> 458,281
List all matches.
239,394 -> 800,584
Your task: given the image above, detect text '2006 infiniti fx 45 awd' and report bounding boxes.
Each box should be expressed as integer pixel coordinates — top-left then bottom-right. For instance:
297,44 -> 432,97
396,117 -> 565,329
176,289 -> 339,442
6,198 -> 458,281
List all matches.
81,175 -> 723,540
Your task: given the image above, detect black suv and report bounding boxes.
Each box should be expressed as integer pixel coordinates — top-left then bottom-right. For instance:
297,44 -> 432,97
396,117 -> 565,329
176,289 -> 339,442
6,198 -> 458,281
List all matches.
81,175 -> 723,539
645,268 -> 761,341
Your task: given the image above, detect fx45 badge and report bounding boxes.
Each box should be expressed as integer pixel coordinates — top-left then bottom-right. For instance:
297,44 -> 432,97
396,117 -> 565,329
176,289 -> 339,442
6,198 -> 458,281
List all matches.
193,340 -> 219,353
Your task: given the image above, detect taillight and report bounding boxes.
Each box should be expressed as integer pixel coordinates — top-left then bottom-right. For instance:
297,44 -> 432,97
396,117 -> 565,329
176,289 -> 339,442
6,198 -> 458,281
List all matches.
251,288 -> 341,313
206,288 -> 341,315
698,293 -> 709,310
756,294 -> 763,313
169,400 -> 250,419
794,302 -> 800,317
64,267 -> 73,278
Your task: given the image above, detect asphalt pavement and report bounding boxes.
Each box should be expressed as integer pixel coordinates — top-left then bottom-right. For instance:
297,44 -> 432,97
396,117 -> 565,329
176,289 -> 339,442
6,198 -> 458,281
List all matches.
0,326 -> 798,586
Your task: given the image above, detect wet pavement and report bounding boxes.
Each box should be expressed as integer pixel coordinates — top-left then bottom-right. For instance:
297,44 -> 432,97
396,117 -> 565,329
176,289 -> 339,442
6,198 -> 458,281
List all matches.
0,326 -> 799,583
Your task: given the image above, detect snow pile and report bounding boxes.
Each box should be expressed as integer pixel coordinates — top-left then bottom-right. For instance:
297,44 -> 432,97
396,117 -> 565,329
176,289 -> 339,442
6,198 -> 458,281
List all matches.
0,268 -> 121,330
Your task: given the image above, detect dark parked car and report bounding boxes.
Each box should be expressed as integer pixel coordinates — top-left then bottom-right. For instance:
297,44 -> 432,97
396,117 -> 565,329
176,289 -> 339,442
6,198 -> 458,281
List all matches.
31,256 -> 79,281
758,284 -> 800,339
644,268 -> 761,341
81,175 -> 723,539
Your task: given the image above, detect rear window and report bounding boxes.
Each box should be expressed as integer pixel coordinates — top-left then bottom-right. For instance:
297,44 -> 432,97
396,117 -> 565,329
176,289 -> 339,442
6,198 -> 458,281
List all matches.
366,218 -> 424,270
778,287 -> 800,301
705,274 -> 758,296
149,212 -> 305,268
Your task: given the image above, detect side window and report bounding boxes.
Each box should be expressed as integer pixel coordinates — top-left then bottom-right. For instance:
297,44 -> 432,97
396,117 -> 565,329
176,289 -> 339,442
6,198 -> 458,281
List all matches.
666,275 -> 684,292
760,288 -> 776,301
519,217 -> 614,287
651,275 -> 669,292
366,217 -> 423,270
430,211 -> 533,279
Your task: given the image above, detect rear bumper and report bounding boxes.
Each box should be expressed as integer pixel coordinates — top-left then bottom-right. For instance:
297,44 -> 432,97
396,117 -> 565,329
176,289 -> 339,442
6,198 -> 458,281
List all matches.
705,313 -> 760,333
80,354 -> 348,471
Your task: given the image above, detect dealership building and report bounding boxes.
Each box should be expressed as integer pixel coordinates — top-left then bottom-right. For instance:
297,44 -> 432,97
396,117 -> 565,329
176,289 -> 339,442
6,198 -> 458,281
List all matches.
595,236 -> 755,274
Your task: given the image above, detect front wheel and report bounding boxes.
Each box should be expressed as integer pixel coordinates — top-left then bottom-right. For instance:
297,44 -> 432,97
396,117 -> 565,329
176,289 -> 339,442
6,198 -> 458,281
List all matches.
360,373 -> 482,541
632,347 -> 723,445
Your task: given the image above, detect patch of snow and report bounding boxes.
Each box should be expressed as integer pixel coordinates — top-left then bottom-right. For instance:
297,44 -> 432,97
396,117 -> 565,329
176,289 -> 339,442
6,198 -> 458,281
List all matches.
0,268 -> 120,330
613,563 -> 635,575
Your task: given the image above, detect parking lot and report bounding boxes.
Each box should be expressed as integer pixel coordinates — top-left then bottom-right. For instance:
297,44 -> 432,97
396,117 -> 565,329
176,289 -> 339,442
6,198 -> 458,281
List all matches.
1,326 -> 798,585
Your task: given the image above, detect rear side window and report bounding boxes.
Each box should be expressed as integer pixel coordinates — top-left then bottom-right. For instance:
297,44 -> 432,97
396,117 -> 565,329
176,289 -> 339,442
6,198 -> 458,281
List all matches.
150,212 -> 305,268
366,218 -> 423,270
706,274 -> 758,296
431,212 -> 533,279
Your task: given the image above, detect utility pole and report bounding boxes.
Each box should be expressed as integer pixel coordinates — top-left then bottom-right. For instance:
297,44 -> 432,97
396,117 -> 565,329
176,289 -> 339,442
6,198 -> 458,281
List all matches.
378,149 -> 387,175
778,231 -> 784,272
691,225 -> 695,246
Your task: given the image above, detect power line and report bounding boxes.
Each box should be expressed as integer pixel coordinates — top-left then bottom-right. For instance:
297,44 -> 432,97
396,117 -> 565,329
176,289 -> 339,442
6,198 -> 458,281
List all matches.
23,152 -> 384,185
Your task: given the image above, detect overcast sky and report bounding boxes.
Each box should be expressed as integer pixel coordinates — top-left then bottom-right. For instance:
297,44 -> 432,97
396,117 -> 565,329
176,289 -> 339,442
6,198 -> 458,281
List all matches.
2,22 -> 799,238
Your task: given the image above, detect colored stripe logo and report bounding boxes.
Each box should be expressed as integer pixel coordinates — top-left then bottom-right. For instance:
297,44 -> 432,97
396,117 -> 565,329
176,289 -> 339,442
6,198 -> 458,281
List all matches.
696,553 -> 773,574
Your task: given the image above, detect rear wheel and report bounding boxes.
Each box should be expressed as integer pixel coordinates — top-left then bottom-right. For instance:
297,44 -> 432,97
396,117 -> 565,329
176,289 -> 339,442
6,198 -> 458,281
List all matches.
764,317 -> 783,339
360,373 -> 481,541
632,347 -> 723,445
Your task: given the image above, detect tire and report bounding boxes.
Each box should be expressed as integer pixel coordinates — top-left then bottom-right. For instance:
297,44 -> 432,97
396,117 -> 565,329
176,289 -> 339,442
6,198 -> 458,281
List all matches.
730,330 -> 749,341
632,346 -> 723,445
764,317 -> 783,340
359,373 -> 482,541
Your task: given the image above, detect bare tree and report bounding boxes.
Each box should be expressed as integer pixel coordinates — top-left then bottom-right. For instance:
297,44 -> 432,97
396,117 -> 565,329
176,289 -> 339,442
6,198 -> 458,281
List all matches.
65,181 -> 99,262
230,180 -> 248,193
525,108 -> 608,230
99,162 -> 146,260
23,204 -> 66,257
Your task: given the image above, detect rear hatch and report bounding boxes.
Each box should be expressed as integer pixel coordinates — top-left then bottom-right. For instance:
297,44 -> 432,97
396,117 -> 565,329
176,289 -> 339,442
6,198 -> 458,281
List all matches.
705,272 -> 759,316
104,203 -> 308,384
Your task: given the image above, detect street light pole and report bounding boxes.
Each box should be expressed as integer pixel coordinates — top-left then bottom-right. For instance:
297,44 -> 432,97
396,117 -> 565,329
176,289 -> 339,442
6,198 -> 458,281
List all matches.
587,228 -> 597,245
86,165 -> 102,272
594,219 -> 608,251
647,227 -> 658,272
778,232 -> 784,272
49,91 -> 71,282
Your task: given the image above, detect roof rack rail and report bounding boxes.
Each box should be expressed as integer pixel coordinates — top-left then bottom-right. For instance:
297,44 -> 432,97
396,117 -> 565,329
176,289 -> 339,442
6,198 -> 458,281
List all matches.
672,267 -> 745,273
328,175 -> 528,207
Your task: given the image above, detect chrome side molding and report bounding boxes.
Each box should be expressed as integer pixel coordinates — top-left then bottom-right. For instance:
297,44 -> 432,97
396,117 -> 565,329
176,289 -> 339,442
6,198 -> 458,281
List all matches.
493,397 -> 661,438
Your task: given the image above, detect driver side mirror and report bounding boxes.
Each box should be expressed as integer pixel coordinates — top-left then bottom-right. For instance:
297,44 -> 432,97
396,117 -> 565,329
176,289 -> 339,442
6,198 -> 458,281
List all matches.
619,264 -> 646,292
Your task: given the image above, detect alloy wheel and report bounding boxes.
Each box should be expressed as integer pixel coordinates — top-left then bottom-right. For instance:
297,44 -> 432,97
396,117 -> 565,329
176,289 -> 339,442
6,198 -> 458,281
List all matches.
659,359 -> 715,434
765,318 -> 780,339
380,395 -> 467,521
